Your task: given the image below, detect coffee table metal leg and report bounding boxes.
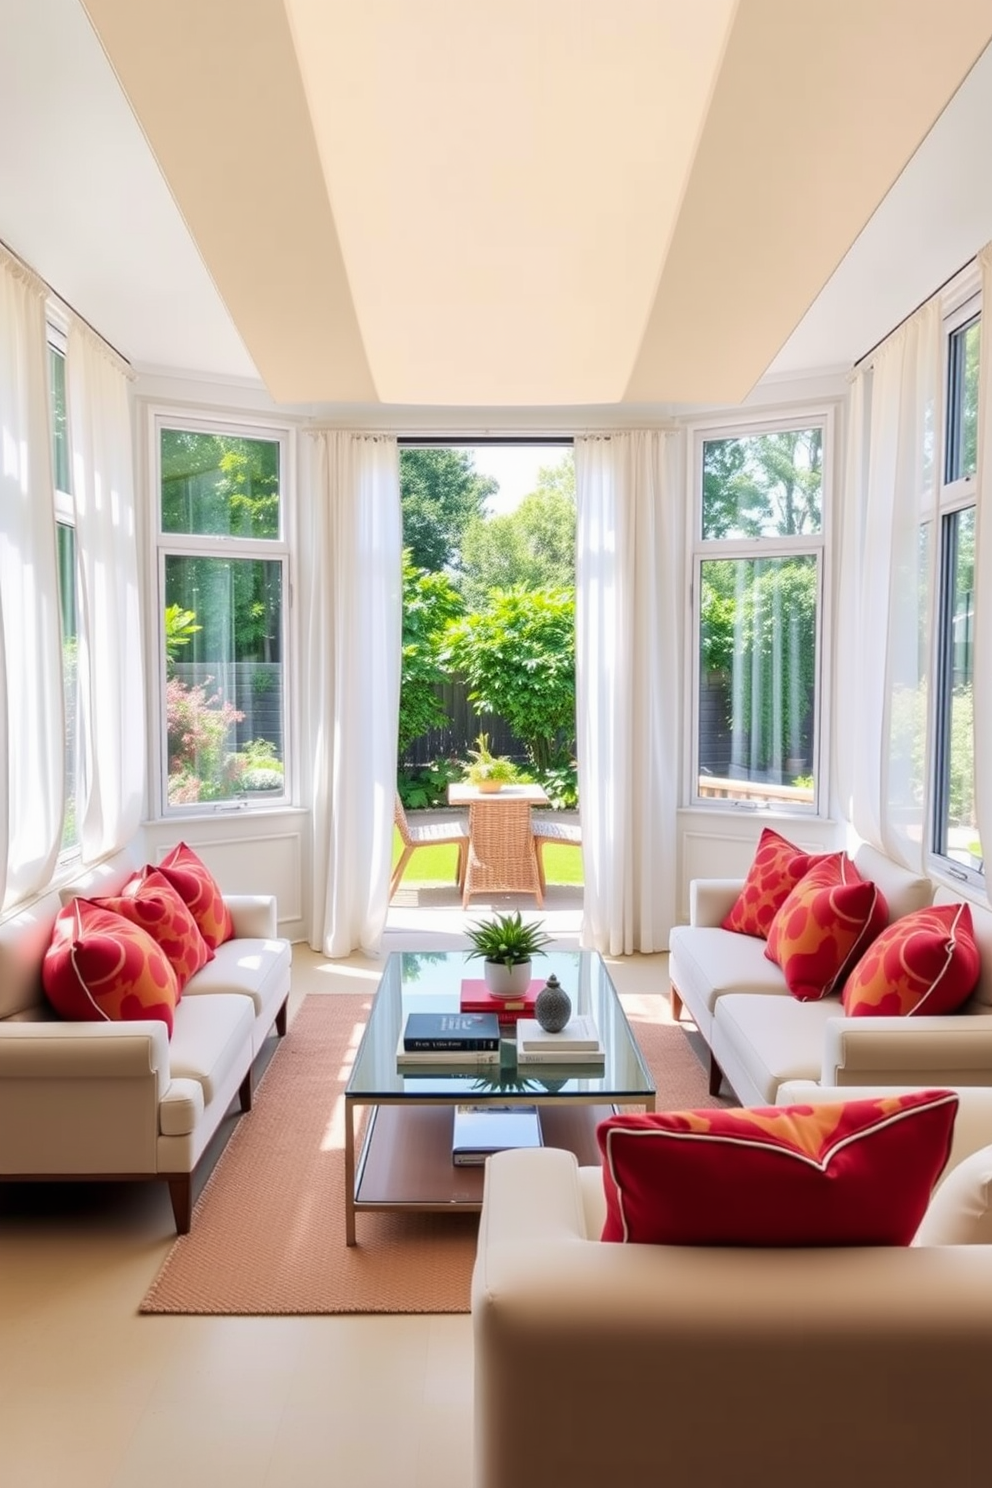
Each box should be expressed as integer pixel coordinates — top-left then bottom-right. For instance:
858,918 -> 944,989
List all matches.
345,1096 -> 356,1246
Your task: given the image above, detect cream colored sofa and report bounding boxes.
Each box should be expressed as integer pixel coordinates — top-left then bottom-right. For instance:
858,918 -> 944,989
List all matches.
668,842 -> 992,1103
0,846 -> 291,1232
472,1085 -> 992,1488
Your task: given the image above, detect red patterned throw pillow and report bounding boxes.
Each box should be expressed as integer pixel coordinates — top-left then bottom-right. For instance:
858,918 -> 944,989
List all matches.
843,902 -> 980,1018
42,898 -> 180,1036
765,853 -> 888,1001
597,1090 -> 958,1246
95,868 -> 213,993
721,827 -> 829,939
155,842 -> 234,950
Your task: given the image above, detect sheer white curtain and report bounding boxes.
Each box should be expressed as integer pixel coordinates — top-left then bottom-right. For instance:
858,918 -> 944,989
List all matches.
67,318 -> 145,861
973,244 -> 992,891
0,249 -> 63,910
835,299 -> 940,872
303,431 -> 402,957
574,430 -> 683,954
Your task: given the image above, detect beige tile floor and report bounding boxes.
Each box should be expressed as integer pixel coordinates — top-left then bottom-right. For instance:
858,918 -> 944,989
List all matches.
0,890 -> 674,1488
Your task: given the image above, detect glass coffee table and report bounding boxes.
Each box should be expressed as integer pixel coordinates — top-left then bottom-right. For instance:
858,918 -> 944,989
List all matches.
344,949 -> 655,1244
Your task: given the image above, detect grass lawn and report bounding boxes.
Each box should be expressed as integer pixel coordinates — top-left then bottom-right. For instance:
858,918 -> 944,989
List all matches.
391,829 -> 583,887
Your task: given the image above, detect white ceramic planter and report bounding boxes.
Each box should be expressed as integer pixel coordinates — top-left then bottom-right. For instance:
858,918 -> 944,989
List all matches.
484,959 -> 532,997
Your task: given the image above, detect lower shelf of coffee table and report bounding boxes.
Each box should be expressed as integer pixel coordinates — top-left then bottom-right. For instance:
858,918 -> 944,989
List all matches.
354,1101 -> 613,1210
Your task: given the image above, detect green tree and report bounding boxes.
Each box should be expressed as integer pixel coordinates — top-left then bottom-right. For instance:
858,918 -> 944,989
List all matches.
443,588 -> 575,773
460,457 -> 575,607
400,448 -> 496,572
399,552 -> 464,753
702,428 -> 822,538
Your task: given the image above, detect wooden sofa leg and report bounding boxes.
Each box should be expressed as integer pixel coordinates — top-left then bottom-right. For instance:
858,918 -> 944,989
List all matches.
670,984 -> 684,1022
708,1052 -> 724,1098
167,1176 -> 192,1235
275,995 -> 288,1037
239,1069 -> 253,1112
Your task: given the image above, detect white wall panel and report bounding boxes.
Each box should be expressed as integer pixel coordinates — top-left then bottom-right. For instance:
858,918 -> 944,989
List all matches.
675,810 -> 843,924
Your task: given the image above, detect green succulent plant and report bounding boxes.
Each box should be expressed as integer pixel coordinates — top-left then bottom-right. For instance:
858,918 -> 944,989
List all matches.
464,732 -> 517,786
465,910 -> 553,967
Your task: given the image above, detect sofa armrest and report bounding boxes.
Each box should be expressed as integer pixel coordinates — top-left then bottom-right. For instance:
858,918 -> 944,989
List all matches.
472,1150 -> 992,1488
689,878 -> 744,927
822,1014 -> 992,1087
223,894 -> 277,939
0,1019 -> 170,1083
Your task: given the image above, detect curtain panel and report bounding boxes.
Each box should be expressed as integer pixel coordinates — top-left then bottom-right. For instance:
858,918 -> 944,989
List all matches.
835,300 -> 940,873
67,318 -> 145,861
574,429 -> 683,955
303,431 -> 402,957
0,248 -> 63,911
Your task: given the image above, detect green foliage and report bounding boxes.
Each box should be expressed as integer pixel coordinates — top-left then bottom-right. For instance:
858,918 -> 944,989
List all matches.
399,552 -> 465,753
702,428 -> 822,539
465,910 -> 553,967
160,430 -> 279,539
399,448 -> 496,572
533,760 -> 579,810
459,456 -> 575,608
163,604 -> 201,675
442,588 -> 576,773
397,757 -> 466,809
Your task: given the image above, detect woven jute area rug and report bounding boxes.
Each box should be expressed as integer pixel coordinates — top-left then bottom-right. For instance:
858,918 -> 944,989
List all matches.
140,989 -> 723,1317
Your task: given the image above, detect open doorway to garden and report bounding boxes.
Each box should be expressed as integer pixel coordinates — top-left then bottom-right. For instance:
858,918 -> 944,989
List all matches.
392,440 -> 581,909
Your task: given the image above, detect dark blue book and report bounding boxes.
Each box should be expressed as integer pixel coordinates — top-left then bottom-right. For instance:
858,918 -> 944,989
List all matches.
403,1011 -> 501,1052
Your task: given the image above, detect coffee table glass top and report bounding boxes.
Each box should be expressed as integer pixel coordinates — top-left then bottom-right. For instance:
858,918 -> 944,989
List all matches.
347,949 -> 655,1102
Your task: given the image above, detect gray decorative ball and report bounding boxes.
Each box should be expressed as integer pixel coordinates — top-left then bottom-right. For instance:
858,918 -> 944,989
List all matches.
535,974 -> 572,1033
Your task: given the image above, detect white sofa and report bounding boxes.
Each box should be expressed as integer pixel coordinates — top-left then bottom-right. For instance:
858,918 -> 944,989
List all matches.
668,842 -> 992,1104
0,846 -> 291,1232
472,1086 -> 992,1488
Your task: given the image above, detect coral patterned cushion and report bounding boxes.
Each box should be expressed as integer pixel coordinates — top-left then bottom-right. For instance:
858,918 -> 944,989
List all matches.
843,902 -> 980,1017
765,853 -> 888,1002
597,1090 -> 958,1246
42,898 -> 180,1036
94,868 -> 213,993
721,827 -> 830,939
156,842 -> 234,950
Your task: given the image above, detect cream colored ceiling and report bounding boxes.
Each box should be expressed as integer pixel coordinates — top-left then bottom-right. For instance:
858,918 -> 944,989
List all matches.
81,0 -> 992,408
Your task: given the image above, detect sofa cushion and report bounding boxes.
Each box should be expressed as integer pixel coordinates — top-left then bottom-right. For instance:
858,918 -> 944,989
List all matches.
669,926 -> 792,1028
721,828 -> 829,940
597,1089 -> 958,1247
914,1142 -> 992,1246
42,898 -> 180,1036
182,935 -> 291,1021
156,842 -> 234,950
168,993 -> 255,1104
711,992 -> 841,1105
765,854 -> 888,1002
94,869 -> 213,993
843,903 -> 980,1018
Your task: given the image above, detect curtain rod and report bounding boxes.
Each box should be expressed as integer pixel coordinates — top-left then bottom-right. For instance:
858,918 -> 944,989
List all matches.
854,253 -> 976,368
0,234 -> 132,370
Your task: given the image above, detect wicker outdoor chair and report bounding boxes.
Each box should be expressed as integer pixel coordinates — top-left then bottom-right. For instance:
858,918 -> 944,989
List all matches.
531,814 -> 582,894
390,793 -> 470,900
462,797 -> 544,907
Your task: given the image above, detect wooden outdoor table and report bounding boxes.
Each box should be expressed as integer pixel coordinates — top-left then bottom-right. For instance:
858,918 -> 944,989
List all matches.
447,783 -> 549,905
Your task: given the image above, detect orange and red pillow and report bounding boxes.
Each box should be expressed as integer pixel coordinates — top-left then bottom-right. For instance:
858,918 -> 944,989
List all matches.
597,1090 -> 958,1247
94,868 -> 213,993
843,902 -> 980,1018
721,827 -> 829,939
765,853 -> 888,1001
42,897 -> 180,1036
155,842 -> 233,950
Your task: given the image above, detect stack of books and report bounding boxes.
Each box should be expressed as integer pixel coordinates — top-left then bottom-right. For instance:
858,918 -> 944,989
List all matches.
515,1014 -> 605,1065
459,978 -> 542,1026
396,1011 -> 501,1068
451,1104 -> 543,1166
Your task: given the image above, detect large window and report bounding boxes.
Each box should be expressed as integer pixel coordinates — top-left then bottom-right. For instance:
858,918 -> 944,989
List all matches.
48,338 -> 79,854
693,421 -> 825,811
156,423 -> 289,811
933,306 -> 981,878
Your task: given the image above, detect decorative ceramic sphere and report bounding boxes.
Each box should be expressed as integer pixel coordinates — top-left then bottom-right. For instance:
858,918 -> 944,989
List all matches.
535,973 -> 572,1033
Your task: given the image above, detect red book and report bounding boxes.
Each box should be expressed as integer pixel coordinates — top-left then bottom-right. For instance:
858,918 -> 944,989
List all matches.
460,978 -> 543,1024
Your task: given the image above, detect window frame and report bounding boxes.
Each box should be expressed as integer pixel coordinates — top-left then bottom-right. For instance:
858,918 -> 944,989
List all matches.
929,284 -> 982,885
47,318 -> 82,862
685,406 -> 833,818
150,409 -> 295,819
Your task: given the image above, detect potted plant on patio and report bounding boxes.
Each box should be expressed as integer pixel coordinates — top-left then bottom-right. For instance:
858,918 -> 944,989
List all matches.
464,733 -> 517,793
466,909 -> 553,997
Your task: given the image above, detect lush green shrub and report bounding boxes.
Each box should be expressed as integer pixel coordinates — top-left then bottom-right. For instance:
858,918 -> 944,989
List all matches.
399,553 -> 464,753
398,757 -> 466,809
